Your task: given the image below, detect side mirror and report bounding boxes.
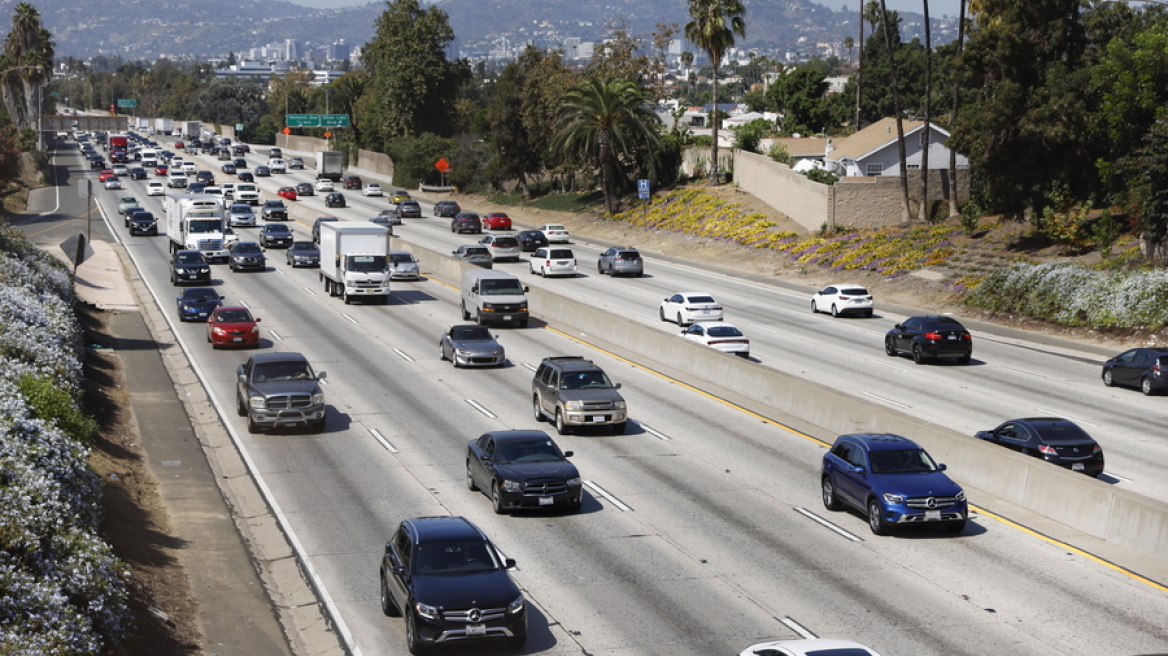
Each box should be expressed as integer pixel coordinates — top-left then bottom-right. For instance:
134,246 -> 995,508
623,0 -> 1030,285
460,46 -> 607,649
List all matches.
504,558 -> 517,570
938,463 -> 948,471
850,465 -> 866,475
316,371 -> 327,380
255,318 -> 262,322
893,323 -> 904,330
563,450 -> 574,458
522,286 -> 529,292
614,383 -> 622,389
391,565 -> 405,576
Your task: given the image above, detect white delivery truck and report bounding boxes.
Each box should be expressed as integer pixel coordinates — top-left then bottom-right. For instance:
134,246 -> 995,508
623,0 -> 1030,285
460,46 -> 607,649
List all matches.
181,121 -> 201,139
155,118 -> 174,135
163,194 -> 229,261
139,148 -> 158,168
319,221 -> 392,304
315,150 -> 343,181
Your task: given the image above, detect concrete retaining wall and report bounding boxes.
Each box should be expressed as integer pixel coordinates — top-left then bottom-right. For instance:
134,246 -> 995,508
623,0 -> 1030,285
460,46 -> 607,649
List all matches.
733,150 -> 831,232
355,149 -> 394,182
395,238 -> 1168,563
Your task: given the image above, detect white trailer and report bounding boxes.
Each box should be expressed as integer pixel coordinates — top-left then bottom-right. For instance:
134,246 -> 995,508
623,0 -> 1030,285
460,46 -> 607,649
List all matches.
181,121 -> 201,139
315,151 -> 343,181
163,194 -> 228,261
318,221 -> 391,304
155,118 -> 174,135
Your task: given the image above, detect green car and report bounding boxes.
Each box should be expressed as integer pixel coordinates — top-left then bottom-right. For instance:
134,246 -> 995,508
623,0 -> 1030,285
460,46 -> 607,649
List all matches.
117,196 -> 140,215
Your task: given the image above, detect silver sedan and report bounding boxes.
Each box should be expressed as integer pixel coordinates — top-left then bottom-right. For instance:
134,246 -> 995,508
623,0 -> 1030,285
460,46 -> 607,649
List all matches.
438,324 -> 505,367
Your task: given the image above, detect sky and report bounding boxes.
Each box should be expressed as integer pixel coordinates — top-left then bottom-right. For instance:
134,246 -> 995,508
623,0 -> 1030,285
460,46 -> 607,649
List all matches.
283,0 -> 967,16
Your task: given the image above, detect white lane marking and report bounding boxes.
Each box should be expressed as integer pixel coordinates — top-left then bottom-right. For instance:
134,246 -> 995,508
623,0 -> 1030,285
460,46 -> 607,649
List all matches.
522,362 -> 538,372
748,323 -> 780,335
465,399 -> 497,419
1032,409 -> 1099,428
302,286 -> 316,296
636,314 -> 660,323
583,480 -> 633,512
392,348 -> 414,362
369,428 -> 398,453
239,299 -> 251,308
342,313 -> 358,324
1106,471 -> 1132,483
867,357 -> 907,371
795,507 -> 864,542
638,422 -> 672,441
268,329 -> 283,342
779,616 -> 818,640
275,268 -> 286,276
999,366 -> 1047,380
862,392 -> 910,409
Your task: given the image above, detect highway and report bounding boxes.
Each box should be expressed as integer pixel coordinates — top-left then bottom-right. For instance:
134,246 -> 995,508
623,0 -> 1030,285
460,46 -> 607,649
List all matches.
64,134 -> 1168,655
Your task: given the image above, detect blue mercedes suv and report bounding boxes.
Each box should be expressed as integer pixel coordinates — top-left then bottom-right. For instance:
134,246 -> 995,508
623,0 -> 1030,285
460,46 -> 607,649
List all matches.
821,433 -> 967,535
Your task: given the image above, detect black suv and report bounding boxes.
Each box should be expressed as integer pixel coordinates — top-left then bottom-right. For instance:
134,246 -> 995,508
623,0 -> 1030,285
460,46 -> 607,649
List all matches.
433,200 -> 461,218
451,212 -> 482,234
170,250 -> 211,285
379,516 -> 526,654
235,352 -> 327,433
532,356 -> 627,434
884,315 -> 972,365
260,200 -> 288,221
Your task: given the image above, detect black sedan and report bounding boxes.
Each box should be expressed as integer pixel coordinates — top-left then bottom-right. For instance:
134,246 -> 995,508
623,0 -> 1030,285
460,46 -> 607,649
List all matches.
295,182 -> 315,197
1101,347 -> 1168,396
128,167 -> 148,180
433,200 -> 460,217
516,229 -> 549,252
254,165 -> 270,177
324,192 -> 346,208
237,171 -> 255,182
170,250 -> 212,285
127,210 -> 158,236
975,418 -> 1105,477
885,315 -> 972,364
175,287 -> 222,321
228,241 -> 267,272
285,241 -> 321,268
259,223 -> 294,249
465,430 -> 582,514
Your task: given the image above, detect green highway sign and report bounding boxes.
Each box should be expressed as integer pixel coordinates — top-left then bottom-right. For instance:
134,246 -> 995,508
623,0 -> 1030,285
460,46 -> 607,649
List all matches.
117,99 -> 137,108
285,114 -> 349,128
235,123 -> 244,131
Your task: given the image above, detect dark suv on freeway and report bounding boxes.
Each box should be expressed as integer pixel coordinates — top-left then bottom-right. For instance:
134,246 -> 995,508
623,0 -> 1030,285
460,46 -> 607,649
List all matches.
884,315 -> 972,365
532,356 -> 627,435
821,433 -> 967,535
379,516 -> 526,654
235,352 -> 327,433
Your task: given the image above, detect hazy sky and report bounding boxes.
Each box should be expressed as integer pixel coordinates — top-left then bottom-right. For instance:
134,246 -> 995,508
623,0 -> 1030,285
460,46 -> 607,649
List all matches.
283,0 -> 966,17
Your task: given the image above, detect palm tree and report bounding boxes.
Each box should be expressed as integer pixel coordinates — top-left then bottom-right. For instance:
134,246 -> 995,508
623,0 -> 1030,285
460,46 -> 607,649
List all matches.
553,77 -> 662,215
685,0 -> 746,184
918,0 -> 932,223
1,2 -> 54,132
948,0 -> 968,217
878,1 -> 911,222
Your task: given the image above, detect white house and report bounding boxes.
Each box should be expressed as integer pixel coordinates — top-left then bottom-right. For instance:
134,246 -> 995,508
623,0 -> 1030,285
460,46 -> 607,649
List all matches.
830,117 -> 968,177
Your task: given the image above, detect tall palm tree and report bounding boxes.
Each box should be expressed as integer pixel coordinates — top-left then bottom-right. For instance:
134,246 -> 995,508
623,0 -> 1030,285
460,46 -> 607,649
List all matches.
685,0 -> 746,184
948,0 -> 968,217
1,2 -> 54,132
878,1 -> 911,222
918,0 -> 932,222
553,77 -> 662,215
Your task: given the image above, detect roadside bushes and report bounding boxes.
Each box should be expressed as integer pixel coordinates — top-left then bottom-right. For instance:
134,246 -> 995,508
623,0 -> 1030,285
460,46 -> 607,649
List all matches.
966,260 -> 1168,330
0,226 -> 129,652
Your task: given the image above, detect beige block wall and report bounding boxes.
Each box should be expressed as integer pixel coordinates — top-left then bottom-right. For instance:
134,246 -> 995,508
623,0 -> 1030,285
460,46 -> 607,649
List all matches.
354,149 -> 395,182
733,149 -> 831,232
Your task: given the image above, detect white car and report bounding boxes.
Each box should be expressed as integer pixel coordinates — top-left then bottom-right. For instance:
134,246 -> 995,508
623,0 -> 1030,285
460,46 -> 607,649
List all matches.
362,183 -> 383,196
112,164 -> 129,176
810,283 -> 874,318
538,223 -> 570,243
314,178 -> 334,192
103,176 -> 121,190
202,186 -> 223,198
146,181 -> 165,196
268,158 -> 287,173
167,173 -> 188,188
181,161 -> 196,174
529,247 -> 577,277
680,321 -> 750,358
738,639 -> 882,656
659,292 -> 724,325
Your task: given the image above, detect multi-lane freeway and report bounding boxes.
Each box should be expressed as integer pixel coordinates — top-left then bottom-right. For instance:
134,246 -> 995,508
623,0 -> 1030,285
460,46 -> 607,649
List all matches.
55,134 -> 1168,655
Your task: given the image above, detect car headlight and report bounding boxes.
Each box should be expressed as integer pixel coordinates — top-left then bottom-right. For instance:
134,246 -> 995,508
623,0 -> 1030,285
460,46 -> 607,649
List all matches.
501,479 -> 522,492
882,492 -> 905,505
955,490 -> 966,502
614,400 -> 627,410
566,477 -> 581,487
311,392 -> 325,406
507,594 -> 525,615
248,396 -> 266,410
564,400 -> 584,412
455,348 -> 472,356
414,601 -> 440,621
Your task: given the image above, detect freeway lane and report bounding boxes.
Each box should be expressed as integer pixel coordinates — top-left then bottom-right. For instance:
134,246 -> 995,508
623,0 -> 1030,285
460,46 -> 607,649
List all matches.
74,135 -> 1168,656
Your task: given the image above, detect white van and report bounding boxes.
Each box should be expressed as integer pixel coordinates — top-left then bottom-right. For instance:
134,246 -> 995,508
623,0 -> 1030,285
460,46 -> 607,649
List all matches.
461,269 -> 529,328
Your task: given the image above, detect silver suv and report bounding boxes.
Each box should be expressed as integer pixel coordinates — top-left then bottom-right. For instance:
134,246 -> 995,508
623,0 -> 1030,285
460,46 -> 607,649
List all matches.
532,357 -> 627,434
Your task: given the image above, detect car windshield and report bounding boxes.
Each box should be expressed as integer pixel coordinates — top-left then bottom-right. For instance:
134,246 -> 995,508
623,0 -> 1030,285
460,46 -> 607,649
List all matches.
414,542 -> 500,575
390,253 -> 416,264
234,243 -> 261,253
230,205 -> 251,213
175,253 -> 204,264
706,326 -> 743,337
495,438 -> 562,464
265,225 -> 290,234
253,361 -> 314,382
841,287 -> 869,296
348,255 -> 387,272
291,243 -> 316,252
923,319 -> 964,331
869,449 -> 939,474
452,326 -> 492,341
560,371 -> 613,390
480,279 -> 523,295
686,295 -> 717,304
464,247 -> 489,256
546,225 -> 565,231
184,289 -> 217,301
216,310 -> 252,323
549,250 -> 573,259
1031,422 -> 1092,444
494,238 -> 518,247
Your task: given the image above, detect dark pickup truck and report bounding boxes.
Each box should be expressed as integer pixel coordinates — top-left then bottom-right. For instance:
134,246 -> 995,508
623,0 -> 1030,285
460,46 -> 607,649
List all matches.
235,352 -> 327,433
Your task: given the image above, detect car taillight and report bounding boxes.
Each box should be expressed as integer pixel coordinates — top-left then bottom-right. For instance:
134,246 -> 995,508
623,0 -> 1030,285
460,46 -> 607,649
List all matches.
1037,444 -> 1057,455
924,331 -> 943,340
1153,362 -> 1162,374
1092,444 -> 1102,454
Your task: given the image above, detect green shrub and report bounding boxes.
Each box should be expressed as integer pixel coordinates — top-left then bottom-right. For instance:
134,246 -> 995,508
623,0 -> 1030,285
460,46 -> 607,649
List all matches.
17,374 -> 96,443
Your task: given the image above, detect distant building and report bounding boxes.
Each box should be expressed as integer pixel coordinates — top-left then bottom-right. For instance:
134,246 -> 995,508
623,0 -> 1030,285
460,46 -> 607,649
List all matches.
283,39 -> 300,62
327,40 -> 350,62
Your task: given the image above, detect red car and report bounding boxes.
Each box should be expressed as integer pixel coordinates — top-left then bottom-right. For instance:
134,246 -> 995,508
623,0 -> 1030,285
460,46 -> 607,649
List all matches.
155,164 -> 170,176
97,170 -> 116,182
174,141 -> 185,149
206,306 -> 261,349
483,212 -> 513,230
277,186 -> 298,201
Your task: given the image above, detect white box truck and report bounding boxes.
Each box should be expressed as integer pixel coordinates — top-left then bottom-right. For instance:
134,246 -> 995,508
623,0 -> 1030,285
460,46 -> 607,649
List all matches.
155,118 -> 174,135
319,221 -> 391,304
315,151 -> 343,181
181,121 -> 201,139
163,194 -> 229,261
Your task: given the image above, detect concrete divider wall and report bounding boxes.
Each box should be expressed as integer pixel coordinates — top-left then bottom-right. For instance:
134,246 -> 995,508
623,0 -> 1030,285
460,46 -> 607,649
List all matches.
733,149 -> 831,232
394,239 -> 1168,563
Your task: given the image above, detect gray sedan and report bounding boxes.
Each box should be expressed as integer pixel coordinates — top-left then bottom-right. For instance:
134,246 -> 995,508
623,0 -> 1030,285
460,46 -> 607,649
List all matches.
389,251 -> 420,280
228,203 -> 256,227
439,325 -> 505,367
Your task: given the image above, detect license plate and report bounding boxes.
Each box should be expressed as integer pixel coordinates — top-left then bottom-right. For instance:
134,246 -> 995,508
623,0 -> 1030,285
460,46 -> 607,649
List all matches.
186,274 -> 198,278
232,337 -> 242,342
1072,463 -> 1085,471
925,510 -> 941,521
947,335 -> 957,340
502,315 -> 512,321
539,497 -> 553,505
466,624 -> 486,636
591,416 -> 605,423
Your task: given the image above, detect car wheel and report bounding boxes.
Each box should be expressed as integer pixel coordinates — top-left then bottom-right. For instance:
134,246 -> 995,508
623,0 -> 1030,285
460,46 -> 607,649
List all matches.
460,302 -> 470,321
659,307 -> 666,322
811,300 -> 818,314
885,338 -> 898,357
831,304 -> 839,318
379,573 -> 401,616
532,395 -> 544,422
598,263 -> 604,274
864,309 -> 874,318
912,343 -> 927,365
555,409 -> 572,435
466,461 -> 478,491
821,476 -> 842,511
957,353 -> 972,365
246,414 -> 260,434
945,518 -> 967,534
1102,370 -> 1115,387
507,633 -> 527,649
677,312 -> 685,326
406,611 -> 430,655
1141,377 -> 1157,396
612,420 -> 627,435
867,498 -> 890,535
491,482 -> 507,515
439,343 -> 447,361
236,393 -> 247,417
310,417 -> 326,432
